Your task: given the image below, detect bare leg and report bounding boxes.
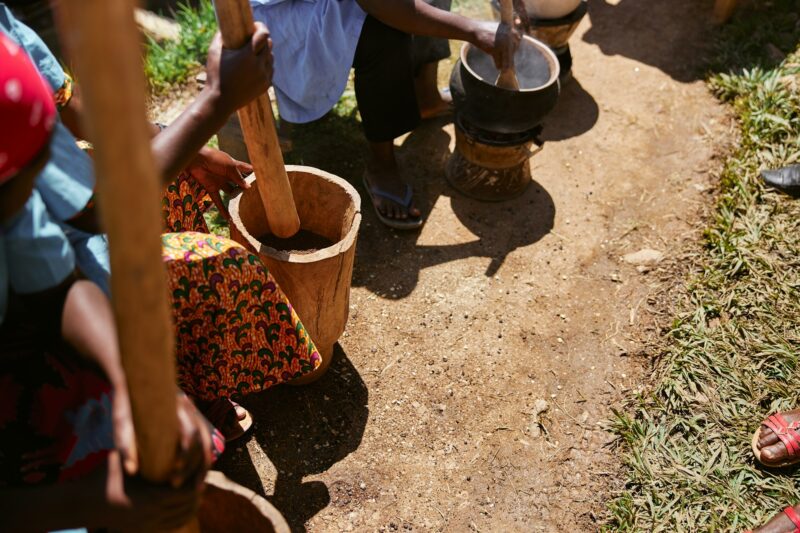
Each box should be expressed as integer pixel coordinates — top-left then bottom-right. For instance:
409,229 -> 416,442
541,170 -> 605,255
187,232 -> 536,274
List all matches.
414,61 -> 452,119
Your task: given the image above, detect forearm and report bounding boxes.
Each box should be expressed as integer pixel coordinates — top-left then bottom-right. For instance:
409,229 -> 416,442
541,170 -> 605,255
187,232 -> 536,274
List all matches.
62,88 -> 161,142
151,88 -> 231,184
356,0 -> 478,42
61,279 -> 126,388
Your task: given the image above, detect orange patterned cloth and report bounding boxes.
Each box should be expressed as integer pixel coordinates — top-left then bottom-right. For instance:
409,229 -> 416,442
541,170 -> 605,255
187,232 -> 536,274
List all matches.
161,175 -> 320,400
54,73 -> 73,111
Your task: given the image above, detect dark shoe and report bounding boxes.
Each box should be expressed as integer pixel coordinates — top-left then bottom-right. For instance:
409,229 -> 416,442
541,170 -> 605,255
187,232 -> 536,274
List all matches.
761,165 -> 800,196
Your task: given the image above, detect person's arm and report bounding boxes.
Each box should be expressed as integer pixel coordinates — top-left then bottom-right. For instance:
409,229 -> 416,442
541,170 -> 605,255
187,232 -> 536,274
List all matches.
356,0 -> 520,68
60,25 -> 270,231
60,84 -> 161,142
151,23 -> 273,184
357,0 -> 477,41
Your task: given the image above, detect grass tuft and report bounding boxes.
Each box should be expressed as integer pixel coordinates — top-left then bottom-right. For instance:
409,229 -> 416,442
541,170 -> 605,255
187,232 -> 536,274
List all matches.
605,3 -> 800,531
145,0 -> 217,92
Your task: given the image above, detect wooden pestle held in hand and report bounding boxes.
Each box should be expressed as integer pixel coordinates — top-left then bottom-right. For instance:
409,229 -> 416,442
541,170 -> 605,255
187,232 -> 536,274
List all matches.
214,0 -> 301,238
495,0 -> 520,90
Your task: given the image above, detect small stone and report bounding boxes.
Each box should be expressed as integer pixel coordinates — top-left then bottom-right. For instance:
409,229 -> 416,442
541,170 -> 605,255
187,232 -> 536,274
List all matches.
529,399 -> 549,437
622,249 -> 664,266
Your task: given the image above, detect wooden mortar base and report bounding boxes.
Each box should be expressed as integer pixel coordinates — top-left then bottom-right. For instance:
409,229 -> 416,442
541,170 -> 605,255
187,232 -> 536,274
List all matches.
228,166 -> 361,384
199,471 -> 290,532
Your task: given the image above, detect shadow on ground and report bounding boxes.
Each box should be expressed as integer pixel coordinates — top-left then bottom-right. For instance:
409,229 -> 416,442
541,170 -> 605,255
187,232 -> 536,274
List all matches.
285,111 -> 557,299
582,0 -> 715,82
541,78 -> 599,142
215,345 -> 369,532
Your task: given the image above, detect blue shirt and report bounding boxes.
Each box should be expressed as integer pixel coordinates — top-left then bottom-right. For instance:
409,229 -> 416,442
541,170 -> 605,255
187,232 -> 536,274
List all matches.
0,5 -> 97,221
0,6 -> 106,296
0,4 -> 64,92
250,0 -> 367,123
0,192 -> 77,324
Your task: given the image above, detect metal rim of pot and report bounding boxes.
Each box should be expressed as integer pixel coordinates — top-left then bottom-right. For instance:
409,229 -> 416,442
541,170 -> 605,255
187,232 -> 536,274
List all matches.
458,35 -> 561,94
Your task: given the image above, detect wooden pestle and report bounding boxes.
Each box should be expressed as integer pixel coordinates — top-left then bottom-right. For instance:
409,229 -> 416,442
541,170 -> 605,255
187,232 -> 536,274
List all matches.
214,0 -> 301,238
57,0 -> 181,486
495,0 -> 520,91
713,0 -> 738,23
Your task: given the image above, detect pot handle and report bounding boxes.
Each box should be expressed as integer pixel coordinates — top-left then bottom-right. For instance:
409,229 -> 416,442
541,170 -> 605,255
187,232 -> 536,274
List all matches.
523,125 -> 545,158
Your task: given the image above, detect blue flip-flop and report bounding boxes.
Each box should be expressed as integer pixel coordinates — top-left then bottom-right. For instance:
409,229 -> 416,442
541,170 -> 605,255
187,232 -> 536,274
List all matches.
362,174 -> 424,230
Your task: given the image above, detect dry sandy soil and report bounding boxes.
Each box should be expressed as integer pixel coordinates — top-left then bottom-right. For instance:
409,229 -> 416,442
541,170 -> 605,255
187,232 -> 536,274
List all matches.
212,0 -> 730,530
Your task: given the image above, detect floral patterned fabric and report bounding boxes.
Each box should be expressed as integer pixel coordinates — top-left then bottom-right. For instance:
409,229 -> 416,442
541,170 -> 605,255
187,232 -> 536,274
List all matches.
161,175 -> 321,401
54,73 -> 73,111
0,333 -> 114,487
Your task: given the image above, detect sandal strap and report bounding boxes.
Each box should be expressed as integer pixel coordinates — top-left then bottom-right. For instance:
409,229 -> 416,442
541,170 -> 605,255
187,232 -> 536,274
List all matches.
784,506 -> 800,532
763,413 -> 800,457
366,180 -> 413,208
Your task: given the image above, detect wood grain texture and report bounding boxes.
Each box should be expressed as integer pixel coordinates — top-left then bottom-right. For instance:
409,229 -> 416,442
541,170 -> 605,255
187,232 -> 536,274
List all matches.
214,0 -> 301,238
57,0 -> 180,484
229,167 -> 361,383
198,472 -> 290,533
496,0 -> 520,90
713,0 -> 738,23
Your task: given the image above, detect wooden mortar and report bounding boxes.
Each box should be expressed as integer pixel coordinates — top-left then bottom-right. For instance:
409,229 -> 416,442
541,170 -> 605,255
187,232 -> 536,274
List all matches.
229,166 -> 361,383
198,472 -> 290,532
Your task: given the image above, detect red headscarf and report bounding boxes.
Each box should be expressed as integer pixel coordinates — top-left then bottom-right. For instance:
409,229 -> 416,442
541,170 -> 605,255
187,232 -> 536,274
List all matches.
0,32 -> 57,184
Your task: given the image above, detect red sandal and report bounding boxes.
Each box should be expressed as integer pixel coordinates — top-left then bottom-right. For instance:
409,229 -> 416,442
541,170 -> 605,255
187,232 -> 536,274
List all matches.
746,506 -> 800,533
752,412 -> 800,468
202,399 -> 253,443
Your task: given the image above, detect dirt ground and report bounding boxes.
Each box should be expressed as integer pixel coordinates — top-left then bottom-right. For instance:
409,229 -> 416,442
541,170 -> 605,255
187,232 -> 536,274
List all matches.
212,0 -> 730,530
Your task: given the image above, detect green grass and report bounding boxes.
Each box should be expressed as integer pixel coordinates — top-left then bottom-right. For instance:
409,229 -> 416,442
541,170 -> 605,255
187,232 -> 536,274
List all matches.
605,3 -> 800,531
145,0 -> 217,92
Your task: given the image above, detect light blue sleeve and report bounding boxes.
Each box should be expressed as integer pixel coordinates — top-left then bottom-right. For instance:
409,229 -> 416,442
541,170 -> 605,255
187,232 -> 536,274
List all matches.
3,190 -> 75,295
35,121 -> 96,221
0,5 -> 65,92
60,226 -> 111,296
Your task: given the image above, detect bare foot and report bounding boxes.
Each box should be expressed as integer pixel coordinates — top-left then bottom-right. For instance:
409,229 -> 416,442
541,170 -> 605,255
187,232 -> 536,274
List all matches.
277,119 -> 294,153
752,504 -> 800,533
755,409 -> 800,466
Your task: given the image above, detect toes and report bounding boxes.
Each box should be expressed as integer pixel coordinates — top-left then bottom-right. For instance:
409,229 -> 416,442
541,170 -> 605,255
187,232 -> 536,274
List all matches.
759,427 -> 780,449
409,206 -> 422,218
234,405 -> 247,421
760,442 -> 789,464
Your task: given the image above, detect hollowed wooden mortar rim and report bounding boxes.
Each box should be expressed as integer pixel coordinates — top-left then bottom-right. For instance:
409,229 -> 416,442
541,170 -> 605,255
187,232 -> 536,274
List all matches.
229,165 -> 361,264
227,165 -> 361,382
198,471 -> 290,532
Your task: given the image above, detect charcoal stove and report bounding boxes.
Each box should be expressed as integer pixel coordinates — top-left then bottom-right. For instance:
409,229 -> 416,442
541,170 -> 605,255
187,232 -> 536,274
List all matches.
446,36 -> 560,201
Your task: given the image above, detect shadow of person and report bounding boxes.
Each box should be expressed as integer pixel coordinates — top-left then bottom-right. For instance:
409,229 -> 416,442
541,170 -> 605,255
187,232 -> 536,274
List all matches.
448,181 -> 556,277
352,118 -> 556,298
215,346 -> 369,532
541,78 -> 599,141
581,0 -> 715,82
283,107 -> 555,299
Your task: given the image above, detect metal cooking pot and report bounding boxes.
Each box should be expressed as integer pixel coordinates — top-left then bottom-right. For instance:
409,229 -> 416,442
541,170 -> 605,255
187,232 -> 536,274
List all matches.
450,36 -> 560,134
524,0 -> 583,19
